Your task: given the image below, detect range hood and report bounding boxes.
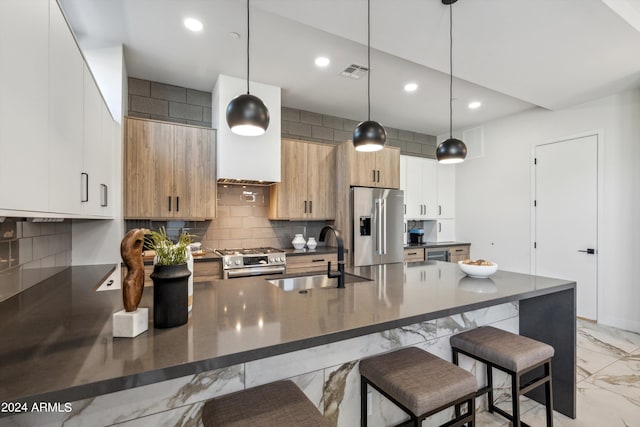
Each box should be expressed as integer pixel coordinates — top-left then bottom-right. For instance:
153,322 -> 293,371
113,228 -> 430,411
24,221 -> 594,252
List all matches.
212,74 -> 281,185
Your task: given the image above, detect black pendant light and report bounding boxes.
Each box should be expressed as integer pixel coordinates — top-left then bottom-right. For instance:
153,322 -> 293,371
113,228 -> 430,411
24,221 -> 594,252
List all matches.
226,0 -> 269,136
436,0 -> 467,164
353,0 -> 386,152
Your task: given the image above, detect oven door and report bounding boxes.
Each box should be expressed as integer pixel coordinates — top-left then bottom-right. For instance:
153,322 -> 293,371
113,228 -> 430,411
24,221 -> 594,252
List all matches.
224,265 -> 286,279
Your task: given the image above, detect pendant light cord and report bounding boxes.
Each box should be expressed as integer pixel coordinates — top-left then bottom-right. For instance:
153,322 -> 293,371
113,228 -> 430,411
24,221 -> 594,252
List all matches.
367,0 -> 371,121
246,0 -> 250,94
449,2 -> 453,139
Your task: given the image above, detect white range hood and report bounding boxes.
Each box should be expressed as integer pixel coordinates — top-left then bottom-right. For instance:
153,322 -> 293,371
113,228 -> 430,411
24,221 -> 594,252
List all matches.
212,74 -> 281,185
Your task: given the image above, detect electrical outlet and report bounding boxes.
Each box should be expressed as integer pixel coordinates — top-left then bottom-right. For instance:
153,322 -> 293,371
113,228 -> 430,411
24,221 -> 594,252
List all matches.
367,391 -> 373,416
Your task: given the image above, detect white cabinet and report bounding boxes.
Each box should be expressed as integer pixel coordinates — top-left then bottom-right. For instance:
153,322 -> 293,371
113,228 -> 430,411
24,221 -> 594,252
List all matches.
48,0 -> 84,214
402,155 -> 455,220
0,0 -> 115,218
0,0 -> 50,213
433,219 -> 456,242
83,63 -> 114,217
437,164 -> 455,218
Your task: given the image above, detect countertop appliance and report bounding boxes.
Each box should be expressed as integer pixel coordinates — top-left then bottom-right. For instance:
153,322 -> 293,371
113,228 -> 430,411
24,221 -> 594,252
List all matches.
409,228 -> 424,244
215,247 -> 286,279
352,187 -> 404,267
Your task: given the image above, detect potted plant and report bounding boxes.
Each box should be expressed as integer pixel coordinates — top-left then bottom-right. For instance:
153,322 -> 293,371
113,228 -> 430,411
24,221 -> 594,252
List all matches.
146,228 -> 192,328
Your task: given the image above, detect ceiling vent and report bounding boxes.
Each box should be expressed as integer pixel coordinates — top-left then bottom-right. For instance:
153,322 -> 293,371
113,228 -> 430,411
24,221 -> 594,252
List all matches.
339,64 -> 369,79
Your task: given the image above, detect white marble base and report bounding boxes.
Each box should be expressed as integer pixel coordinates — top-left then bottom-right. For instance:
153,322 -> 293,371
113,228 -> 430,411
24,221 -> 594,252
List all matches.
113,308 -> 148,338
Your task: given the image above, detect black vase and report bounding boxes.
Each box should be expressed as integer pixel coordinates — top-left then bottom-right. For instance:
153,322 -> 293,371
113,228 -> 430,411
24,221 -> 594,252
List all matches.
151,263 -> 191,328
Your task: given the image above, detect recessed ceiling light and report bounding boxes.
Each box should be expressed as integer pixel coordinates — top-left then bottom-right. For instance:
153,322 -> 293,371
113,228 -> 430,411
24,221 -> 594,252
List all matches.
468,101 -> 482,109
404,83 -> 418,92
183,18 -> 203,32
315,57 -> 330,67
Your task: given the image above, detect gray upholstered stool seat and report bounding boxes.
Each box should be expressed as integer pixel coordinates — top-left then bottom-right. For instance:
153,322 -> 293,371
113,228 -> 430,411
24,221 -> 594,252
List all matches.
201,380 -> 330,427
450,326 -> 555,372
359,346 -> 477,426
450,326 -> 555,427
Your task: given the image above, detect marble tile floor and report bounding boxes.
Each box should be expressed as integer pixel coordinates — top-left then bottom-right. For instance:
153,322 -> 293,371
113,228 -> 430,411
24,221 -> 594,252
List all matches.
475,319 -> 640,427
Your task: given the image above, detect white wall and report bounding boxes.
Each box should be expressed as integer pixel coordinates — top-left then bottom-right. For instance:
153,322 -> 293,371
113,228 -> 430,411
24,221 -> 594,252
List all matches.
456,89 -> 640,332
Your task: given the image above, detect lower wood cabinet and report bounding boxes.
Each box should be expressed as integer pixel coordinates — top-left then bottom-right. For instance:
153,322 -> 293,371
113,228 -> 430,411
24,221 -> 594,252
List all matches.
448,245 -> 470,263
133,261 -> 222,287
286,253 -> 338,274
403,248 -> 425,263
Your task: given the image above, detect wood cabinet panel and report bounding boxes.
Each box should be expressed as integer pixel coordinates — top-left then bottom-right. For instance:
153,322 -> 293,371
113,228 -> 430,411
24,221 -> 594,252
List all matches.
403,248 -> 425,263
286,253 -> 338,274
269,139 -> 335,220
376,147 -> 400,189
350,150 -> 378,187
124,117 -> 216,220
449,246 -> 470,263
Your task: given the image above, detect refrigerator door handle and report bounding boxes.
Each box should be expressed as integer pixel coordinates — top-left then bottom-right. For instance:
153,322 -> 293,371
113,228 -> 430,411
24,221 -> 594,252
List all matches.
382,199 -> 387,254
377,199 -> 383,255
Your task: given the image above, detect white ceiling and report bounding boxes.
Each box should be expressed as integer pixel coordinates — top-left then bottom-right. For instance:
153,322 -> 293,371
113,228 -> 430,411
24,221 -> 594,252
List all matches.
60,0 -> 640,136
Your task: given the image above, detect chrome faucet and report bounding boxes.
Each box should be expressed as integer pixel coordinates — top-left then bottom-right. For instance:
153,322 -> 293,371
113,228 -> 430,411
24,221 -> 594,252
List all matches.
319,225 -> 345,288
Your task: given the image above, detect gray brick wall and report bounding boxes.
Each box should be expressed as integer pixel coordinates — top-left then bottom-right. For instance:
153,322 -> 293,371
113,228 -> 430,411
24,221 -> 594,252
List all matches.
280,107 -> 437,158
128,78 -> 212,128
127,78 -> 437,157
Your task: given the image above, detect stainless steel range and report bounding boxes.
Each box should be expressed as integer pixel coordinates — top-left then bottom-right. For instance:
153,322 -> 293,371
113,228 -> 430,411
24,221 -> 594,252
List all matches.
215,247 -> 286,279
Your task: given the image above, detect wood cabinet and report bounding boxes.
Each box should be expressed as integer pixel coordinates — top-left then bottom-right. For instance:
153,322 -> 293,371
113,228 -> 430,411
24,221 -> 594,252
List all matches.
0,0 -> 116,218
286,253 -> 338,275
403,248 -> 425,263
346,142 -> 400,189
448,245 -> 470,263
402,155 -> 455,220
124,117 -> 216,220
269,139 -> 336,220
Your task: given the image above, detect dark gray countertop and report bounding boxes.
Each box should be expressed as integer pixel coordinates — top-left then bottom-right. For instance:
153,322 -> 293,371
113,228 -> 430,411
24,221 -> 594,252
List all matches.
0,262 -> 574,406
284,246 -> 339,256
404,241 -> 471,249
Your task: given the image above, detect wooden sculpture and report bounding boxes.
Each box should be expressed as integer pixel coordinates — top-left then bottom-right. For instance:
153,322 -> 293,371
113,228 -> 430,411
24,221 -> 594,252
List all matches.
120,228 -> 146,312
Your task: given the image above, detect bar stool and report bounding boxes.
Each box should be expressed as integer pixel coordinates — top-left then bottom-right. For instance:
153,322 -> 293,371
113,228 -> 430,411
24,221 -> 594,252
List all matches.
359,347 -> 478,427
450,326 -> 555,427
201,380 -> 330,427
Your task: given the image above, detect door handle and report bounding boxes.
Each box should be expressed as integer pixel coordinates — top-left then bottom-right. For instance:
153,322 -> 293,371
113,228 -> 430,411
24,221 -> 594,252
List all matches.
309,200 -> 312,213
382,200 -> 387,254
168,196 -> 171,212
439,222 -> 442,233
304,200 -> 307,213
81,173 -> 89,202
439,205 -> 442,216
176,196 -> 179,212
100,184 -> 108,207
376,170 -> 380,182
373,170 -> 376,182
578,248 -> 596,254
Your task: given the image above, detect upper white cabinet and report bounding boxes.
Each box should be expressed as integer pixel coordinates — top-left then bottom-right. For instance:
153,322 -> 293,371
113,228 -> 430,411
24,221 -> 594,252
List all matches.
401,155 -> 455,220
0,0 -> 50,212
0,0 -> 115,218
49,0 -> 84,214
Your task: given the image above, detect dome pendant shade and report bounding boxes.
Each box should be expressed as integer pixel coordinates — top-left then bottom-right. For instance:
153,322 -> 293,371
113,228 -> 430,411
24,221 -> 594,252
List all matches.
226,93 -> 270,136
436,138 -> 467,164
353,120 -> 387,152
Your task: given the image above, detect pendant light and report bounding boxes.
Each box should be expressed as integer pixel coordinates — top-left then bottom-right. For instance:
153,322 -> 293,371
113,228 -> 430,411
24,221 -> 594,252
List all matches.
436,0 -> 467,164
226,0 -> 269,136
353,0 -> 387,152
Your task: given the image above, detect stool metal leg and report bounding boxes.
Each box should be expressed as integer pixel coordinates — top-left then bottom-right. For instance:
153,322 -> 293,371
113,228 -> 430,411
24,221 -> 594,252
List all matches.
361,376 -> 368,427
512,373 -> 521,427
545,362 -> 554,427
486,364 -> 494,413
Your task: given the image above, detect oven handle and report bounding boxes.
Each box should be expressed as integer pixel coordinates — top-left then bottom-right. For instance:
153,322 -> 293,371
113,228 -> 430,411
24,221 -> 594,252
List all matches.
225,266 -> 286,278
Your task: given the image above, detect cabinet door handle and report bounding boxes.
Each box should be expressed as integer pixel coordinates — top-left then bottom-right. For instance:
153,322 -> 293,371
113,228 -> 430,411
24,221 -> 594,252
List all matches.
376,170 -> 380,182
100,184 -> 108,207
309,200 -> 312,213
439,222 -> 442,232
304,200 -> 307,213
311,258 -> 325,262
408,252 -> 417,255
372,170 -> 376,182
176,196 -> 180,212
168,196 -> 172,212
81,173 -> 89,202
455,249 -> 463,252
439,205 -> 442,216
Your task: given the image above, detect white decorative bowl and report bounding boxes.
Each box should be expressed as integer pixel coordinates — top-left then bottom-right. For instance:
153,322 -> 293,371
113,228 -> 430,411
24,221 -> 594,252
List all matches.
458,261 -> 498,278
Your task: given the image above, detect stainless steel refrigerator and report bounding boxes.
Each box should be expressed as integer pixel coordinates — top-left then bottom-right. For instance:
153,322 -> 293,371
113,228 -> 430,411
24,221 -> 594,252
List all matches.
352,187 -> 404,266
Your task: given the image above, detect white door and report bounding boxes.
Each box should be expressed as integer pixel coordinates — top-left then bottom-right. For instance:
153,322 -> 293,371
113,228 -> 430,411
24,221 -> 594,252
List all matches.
535,135 -> 598,320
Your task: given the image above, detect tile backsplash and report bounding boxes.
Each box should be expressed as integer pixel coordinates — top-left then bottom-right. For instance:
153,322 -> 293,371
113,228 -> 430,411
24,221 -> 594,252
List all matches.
0,219 -> 71,302
126,184 -> 329,250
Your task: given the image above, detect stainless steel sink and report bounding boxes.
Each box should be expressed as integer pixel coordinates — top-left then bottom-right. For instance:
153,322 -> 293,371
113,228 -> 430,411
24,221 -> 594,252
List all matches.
267,273 -> 372,292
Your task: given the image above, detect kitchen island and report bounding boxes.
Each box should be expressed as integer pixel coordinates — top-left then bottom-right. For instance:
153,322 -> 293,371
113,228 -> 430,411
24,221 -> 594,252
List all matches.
0,261 -> 575,426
